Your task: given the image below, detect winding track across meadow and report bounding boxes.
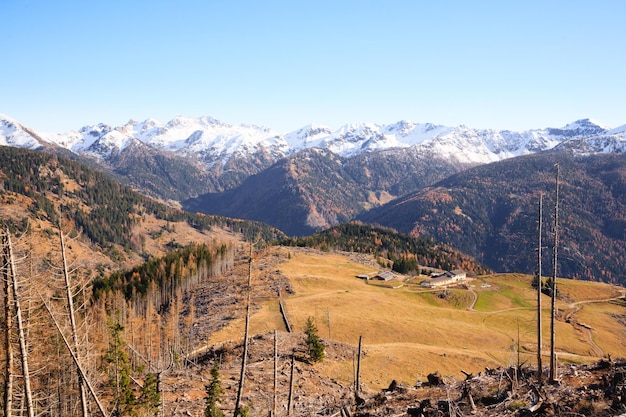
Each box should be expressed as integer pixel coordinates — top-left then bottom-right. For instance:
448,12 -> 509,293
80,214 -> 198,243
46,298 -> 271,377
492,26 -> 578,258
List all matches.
464,285 -> 625,358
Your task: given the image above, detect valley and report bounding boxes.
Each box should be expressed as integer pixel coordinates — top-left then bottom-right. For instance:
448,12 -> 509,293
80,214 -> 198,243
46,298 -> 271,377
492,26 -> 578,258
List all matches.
3,114 -> 626,285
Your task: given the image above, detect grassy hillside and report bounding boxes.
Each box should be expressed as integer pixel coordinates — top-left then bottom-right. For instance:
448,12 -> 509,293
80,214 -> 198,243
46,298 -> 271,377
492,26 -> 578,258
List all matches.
208,247 -> 626,390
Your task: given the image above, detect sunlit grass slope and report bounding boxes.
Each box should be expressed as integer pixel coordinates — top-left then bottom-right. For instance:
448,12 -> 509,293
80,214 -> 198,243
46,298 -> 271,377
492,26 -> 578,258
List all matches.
210,248 -> 626,390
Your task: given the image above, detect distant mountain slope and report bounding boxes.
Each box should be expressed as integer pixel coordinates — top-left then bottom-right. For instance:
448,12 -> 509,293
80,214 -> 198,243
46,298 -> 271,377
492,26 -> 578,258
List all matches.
183,149 -> 362,236
101,141 -> 221,201
3,114 -> 626,205
182,147 -> 463,236
359,151 -> 626,284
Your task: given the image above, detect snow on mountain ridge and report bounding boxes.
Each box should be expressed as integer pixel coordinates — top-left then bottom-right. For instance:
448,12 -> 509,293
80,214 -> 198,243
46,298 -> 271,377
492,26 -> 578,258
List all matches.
608,124 -> 626,135
118,118 -> 163,142
130,116 -> 284,161
0,114 -> 43,149
562,118 -> 608,131
84,130 -> 139,158
1,114 -> 625,168
555,134 -> 626,155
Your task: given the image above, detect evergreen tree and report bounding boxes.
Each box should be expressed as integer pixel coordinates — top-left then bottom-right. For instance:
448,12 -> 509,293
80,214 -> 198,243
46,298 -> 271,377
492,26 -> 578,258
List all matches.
139,373 -> 160,416
305,316 -> 325,363
205,361 -> 224,417
104,317 -> 136,416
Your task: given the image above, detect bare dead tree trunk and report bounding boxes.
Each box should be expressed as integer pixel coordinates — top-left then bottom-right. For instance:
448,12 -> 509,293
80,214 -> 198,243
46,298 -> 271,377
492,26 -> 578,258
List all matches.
4,230 -> 35,417
355,336 -> 362,398
537,194 -> 543,383
60,228 -> 90,416
131,321 -> 135,370
550,164 -> 559,383
155,371 -> 163,417
273,329 -> 277,417
2,232 -> 14,417
327,308 -> 331,340
287,350 -> 295,416
515,319 -> 520,390
234,243 -> 253,417
40,295 -> 109,417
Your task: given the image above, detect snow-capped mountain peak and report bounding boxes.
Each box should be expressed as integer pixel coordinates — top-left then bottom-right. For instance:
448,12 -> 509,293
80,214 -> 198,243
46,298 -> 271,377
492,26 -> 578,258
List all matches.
1,113 -> 625,169
117,118 -> 164,140
558,118 -> 608,136
0,114 -> 46,149
563,118 -> 607,129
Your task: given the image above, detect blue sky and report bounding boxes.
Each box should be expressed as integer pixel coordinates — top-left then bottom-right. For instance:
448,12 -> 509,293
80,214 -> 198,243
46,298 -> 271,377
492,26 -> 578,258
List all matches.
2,0 -> 625,133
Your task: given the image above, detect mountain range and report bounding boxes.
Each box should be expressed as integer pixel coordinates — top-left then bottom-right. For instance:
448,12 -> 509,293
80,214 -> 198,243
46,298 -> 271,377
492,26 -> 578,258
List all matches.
2,113 -> 626,230
4,145 -> 625,414
2,113 -> 626,281
4,114 -> 626,168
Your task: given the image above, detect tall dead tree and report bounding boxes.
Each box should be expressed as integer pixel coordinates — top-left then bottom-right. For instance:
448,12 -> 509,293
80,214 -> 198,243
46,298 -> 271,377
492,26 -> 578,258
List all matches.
273,329 -> 277,417
3,229 -> 35,417
287,351 -> 295,416
355,336 -> 363,398
2,232 -> 14,417
537,194 -> 543,382
40,296 -> 109,417
234,243 -> 253,417
549,164 -> 560,383
60,228 -> 89,416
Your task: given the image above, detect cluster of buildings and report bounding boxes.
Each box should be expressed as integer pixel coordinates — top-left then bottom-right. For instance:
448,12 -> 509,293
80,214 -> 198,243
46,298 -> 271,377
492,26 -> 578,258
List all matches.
420,270 -> 467,288
356,269 -> 468,288
356,271 -> 397,281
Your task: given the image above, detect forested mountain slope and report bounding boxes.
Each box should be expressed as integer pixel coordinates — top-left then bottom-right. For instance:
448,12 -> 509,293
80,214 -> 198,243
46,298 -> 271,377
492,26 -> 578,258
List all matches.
0,145 -> 283,415
277,222 -> 490,275
0,146 -> 283,273
183,147 -> 462,236
360,151 -> 626,284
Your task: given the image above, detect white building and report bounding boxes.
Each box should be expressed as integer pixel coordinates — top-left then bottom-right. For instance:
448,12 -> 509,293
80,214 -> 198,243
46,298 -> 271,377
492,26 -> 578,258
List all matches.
420,269 -> 467,288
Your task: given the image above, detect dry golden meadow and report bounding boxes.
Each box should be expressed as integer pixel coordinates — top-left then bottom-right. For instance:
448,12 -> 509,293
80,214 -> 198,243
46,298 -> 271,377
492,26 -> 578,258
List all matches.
208,247 -> 626,391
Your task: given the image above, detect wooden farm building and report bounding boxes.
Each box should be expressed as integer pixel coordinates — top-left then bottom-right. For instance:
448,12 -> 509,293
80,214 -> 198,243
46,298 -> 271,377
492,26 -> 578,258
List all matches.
373,271 -> 396,281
